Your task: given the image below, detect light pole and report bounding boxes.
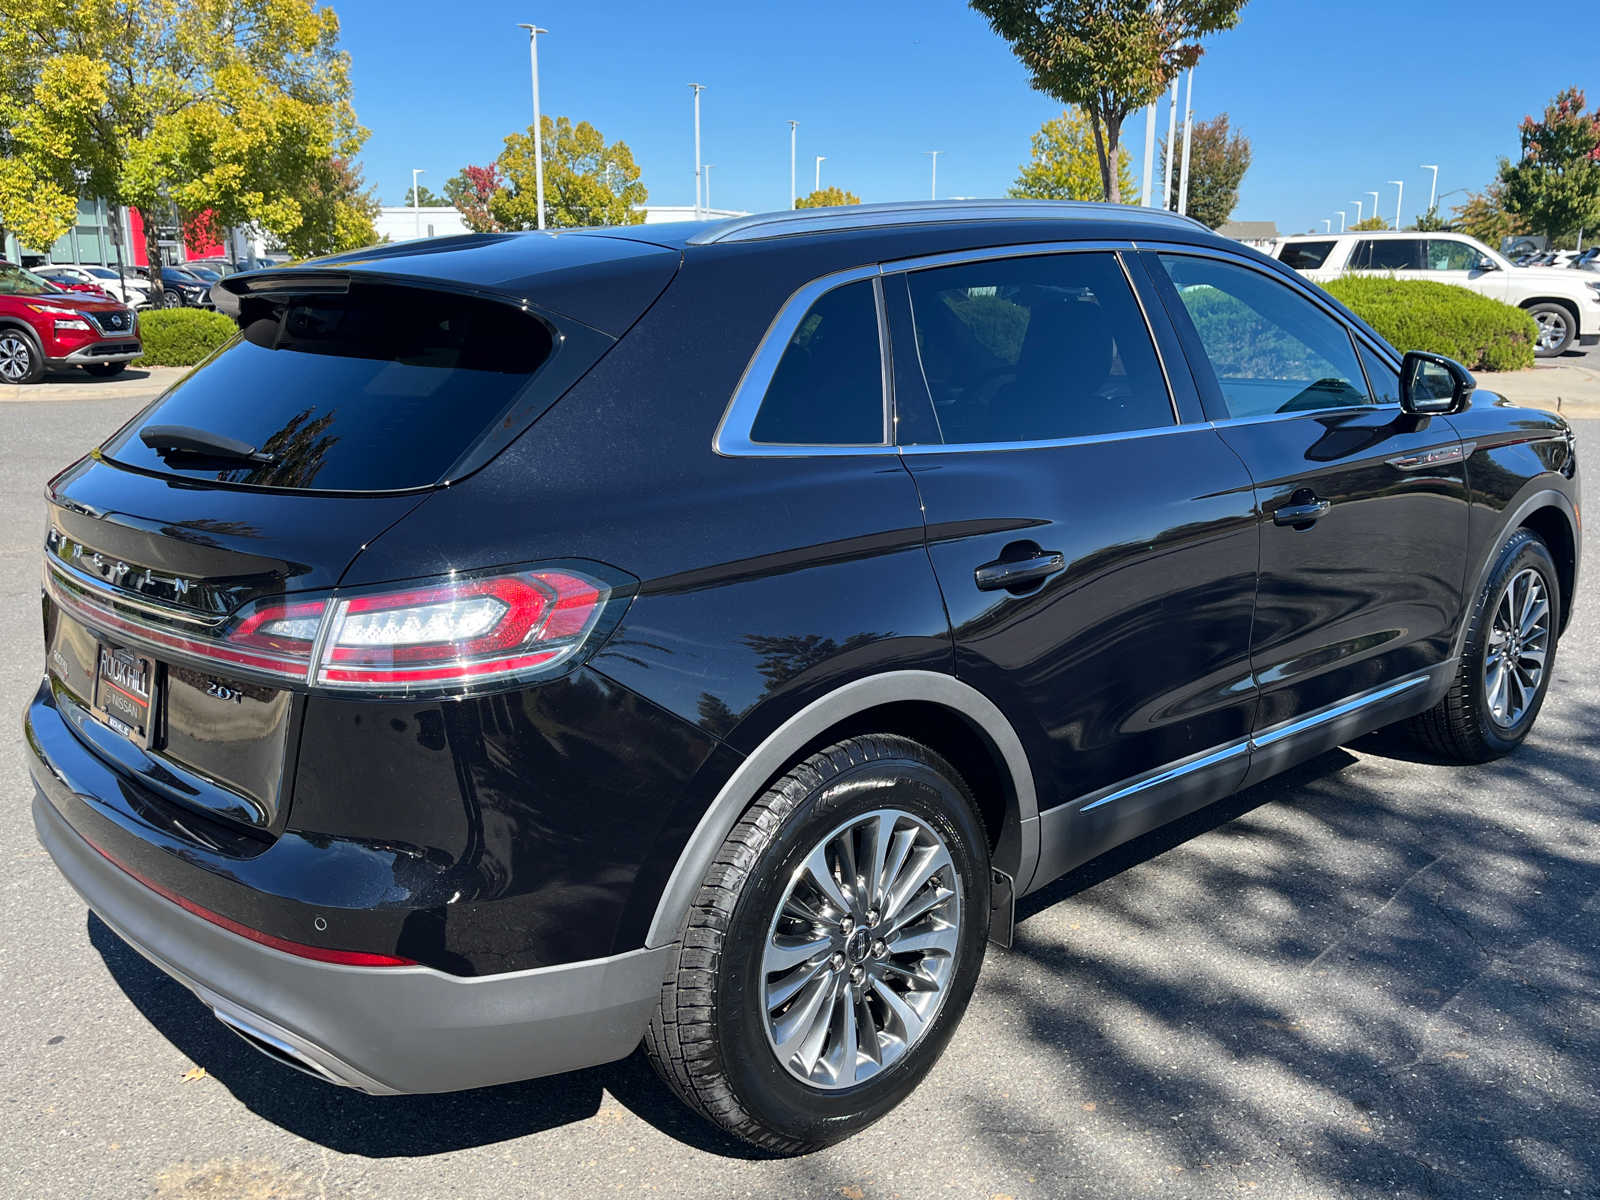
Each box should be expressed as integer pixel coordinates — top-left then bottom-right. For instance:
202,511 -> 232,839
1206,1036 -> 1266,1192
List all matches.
1350,199 -> 1363,224
1323,220 -> 1331,233
1367,191 -> 1380,227
1389,180 -> 1404,230
1141,100 -> 1157,207
1162,75 -> 1179,209
787,121 -> 799,210
1421,164 -> 1439,214
516,23 -> 548,231
412,168 -> 426,240
925,151 -> 943,201
1176,66 -> 1195,216
815,156 -> 825,194
1337,211 -> 1346,232
688,84 -> 705,219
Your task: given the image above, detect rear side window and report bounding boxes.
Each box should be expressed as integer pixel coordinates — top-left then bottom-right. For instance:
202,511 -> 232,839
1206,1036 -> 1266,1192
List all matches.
1157,254 -> 1372,419
103,283 -> 555,491
750,279 -> 885,445
1277,241 -> 1338,270
903,251 -> 1172,445
1348,239 -> 1423,270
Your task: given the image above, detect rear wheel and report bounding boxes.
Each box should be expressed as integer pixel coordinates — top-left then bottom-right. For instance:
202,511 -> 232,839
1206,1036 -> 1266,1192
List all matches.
1404,528 -> 1560,761
645,734 -> 990,1154
82,362 -> 127,378
1526,303 -> 1575,357
0,328 -> 44,384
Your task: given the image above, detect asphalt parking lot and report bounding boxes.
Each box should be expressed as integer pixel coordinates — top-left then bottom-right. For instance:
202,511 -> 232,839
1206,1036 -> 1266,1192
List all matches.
2,398 -> 1597,1200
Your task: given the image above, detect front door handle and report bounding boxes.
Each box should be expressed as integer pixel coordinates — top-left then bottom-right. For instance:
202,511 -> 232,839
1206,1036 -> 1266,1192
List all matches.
975,551 -> 1066,592
1273,498 -> 1332,527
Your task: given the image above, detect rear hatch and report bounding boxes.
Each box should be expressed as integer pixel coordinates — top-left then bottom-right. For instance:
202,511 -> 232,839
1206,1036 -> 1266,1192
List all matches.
42,230 -> 680,836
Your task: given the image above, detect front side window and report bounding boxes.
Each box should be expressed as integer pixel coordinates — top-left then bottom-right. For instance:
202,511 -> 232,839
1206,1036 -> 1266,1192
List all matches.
750,279 -> 885,445
1157,255 -> 1372,419
903,251 -> 1171,445
1423,239 -> 1483,271
1347,239 -> 1423,271
0,264 -> 62,296
1277,241 -> 1338,271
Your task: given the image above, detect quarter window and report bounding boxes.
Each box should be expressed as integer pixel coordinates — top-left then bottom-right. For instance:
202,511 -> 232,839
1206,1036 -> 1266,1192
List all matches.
903,252 -> 1172,445
750,279 -> 886,445
1356,343 -> 1400,405
1156,255 -> 1373,419
1422,239 -> 1483,271
1347,239 -> 1423,270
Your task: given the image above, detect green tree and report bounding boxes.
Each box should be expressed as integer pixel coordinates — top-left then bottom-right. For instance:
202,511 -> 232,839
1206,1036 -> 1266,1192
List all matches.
1452,180 -> 1527,247
1410,206 -> 1451,232
1349,215 -> 1389,231
0,0 -> 372,299
1160,111 -> 1250,229
275,155 -> 380,260
969,0 -> 1248,204
1501,87 -> 1600,247
795,186 -> 861,208
492,116 -> 647,229
1010,108 -> 1135,201
401,182 -> 444,207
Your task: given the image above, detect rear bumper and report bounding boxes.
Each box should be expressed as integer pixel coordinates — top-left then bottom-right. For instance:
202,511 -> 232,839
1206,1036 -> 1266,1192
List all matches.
27,702 -> 668,1095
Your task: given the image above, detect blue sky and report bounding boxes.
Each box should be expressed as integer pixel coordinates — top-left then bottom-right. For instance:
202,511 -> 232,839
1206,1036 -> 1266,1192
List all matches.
340,0 -> 1596,234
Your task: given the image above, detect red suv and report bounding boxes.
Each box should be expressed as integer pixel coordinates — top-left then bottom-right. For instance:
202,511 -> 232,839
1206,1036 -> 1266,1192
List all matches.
0,262 -> 142,384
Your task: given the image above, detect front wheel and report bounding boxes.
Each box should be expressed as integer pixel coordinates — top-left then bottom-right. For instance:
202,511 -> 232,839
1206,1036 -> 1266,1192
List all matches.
0,328 -> 44,384
1526,303 -> 1575,357
1404,528 -> 1560,761
645,735 -> 991,1154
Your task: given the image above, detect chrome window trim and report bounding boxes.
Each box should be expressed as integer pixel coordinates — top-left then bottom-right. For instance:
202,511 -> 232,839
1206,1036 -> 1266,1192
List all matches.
900,420 -> 1200,456
712,262 -> 896,459
1204,403 -> 1402,431
881,238 -> 1135,275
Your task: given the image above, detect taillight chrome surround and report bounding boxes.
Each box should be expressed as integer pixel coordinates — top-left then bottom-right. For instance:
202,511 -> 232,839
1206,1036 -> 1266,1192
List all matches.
44,557 -> 634,698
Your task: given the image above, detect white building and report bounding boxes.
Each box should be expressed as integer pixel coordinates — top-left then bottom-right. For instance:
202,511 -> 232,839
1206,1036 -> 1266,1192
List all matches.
374,206 -> 471,243
639,206 -> 751,224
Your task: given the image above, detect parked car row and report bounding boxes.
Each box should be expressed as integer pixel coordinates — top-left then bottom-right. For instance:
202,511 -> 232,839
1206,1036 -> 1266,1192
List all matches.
1272,230 -> 1600,356
26,259 -> 249,309
0,261 -> 142,383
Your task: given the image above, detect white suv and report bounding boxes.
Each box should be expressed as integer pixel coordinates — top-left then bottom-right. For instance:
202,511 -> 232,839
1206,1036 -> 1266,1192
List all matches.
1272,230 -> 1600,357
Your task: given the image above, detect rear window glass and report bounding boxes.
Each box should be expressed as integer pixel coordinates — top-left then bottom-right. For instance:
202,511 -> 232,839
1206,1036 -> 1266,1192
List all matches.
102,283 -> 554,492
1277,241 -> 1337,270
751,279 -> 885,445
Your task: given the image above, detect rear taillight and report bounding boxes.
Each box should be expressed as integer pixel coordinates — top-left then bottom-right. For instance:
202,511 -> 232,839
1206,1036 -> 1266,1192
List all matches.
316,569 -> 609,692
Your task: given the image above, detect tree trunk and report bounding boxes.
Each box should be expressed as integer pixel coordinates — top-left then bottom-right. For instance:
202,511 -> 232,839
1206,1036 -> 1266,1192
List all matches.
1089,109 -> 1112,203
1104,112 -> 1124,206
143,213 -> 165,309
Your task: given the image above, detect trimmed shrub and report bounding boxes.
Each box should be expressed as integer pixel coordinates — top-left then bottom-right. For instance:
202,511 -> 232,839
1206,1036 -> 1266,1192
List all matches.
1320,275 -> 1538,372
132,308 -> 237,367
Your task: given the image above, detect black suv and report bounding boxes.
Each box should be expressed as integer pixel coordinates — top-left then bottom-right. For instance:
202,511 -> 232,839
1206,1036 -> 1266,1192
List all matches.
26,201 -> 1580,1153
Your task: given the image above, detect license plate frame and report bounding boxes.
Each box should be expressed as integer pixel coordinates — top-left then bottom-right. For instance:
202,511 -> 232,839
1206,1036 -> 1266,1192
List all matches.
92,643 -> 159,747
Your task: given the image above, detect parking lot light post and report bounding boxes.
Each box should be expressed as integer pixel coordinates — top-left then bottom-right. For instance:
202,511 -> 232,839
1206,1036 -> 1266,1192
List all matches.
1141,101 -> 1157,206
1350,199 -> 1363,224
516,24 -> 549,230
1176,67 -> 1195,217
815,156 -> 825,194
1422,165 -> 1438,214
1162,76 -> 1178,209
687,84 -> 705,219
411,169 -> 425,240
1368,191 -> 1380,227
1390,180 -> 1404,230
926,150 -> 942,201
788,121 -> 799,210
1337,211 -> 1345,232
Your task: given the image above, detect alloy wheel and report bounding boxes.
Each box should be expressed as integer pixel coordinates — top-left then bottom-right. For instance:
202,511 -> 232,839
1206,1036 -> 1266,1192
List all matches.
0,333 -> 34,383
761,808 -> 962,1090
1484,566 -> 1550,728
1532,311 -> 1568,351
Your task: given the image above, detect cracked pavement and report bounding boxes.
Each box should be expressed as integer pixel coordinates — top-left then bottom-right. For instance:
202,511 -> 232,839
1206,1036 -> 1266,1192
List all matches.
2,399 -> 1597,1199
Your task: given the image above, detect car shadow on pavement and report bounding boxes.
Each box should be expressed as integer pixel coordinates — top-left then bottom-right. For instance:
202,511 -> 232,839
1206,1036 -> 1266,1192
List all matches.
86,912 -> 771,1159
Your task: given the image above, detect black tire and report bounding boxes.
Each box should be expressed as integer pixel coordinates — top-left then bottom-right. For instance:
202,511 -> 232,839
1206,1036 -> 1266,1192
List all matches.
1404,529 -> 1560,762
0,327 -> 45,384
163,289 -> 183,308
81,362 -> 127,378
1525,302 -> 1575,357
644,735 -> 991,1155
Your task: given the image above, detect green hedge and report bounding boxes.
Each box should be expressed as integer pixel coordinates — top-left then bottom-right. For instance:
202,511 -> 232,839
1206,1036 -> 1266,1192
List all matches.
1321,276 -> 1537,372
132,308 -> 237,367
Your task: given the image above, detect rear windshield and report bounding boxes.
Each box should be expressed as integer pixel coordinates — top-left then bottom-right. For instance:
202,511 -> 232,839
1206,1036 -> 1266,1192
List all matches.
102,282 -> 554,492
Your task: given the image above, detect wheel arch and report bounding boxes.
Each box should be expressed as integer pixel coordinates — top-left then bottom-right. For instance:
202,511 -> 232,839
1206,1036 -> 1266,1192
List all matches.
0,316 -> 43,347
1520,296 -> 1581,333
1519,502 -> 1578,633
643,670 -> 1040,949
1454,488 -> 1581,658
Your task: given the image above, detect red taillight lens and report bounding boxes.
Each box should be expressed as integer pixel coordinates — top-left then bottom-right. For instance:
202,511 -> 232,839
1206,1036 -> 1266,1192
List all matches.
316,569 -> 610,692
222,598 -> 327,674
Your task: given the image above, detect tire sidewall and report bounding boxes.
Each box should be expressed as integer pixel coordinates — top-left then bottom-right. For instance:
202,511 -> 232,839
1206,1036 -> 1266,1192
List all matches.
0,327 -> 44,384
718,748 -> 990,1147
1528,304 -> 1574,357
1464,533 -> 1560,753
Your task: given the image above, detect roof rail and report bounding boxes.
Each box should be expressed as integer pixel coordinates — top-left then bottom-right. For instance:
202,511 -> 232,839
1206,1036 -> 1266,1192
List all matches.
685,198 -> 1210,246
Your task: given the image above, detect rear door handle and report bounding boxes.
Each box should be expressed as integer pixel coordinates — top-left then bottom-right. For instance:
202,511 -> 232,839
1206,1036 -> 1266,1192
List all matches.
1273,499 -> 1332,527
975,552 -> 1066,592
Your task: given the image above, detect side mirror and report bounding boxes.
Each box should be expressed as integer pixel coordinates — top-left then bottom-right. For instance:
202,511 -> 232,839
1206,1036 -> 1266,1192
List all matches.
1475,257 -> 1498,272
1401,351 -> 1475,416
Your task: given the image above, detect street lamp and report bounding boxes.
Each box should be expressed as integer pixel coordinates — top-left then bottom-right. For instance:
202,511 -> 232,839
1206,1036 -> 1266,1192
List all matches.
688,84 -> 705,219
1337,211 -> 1346,232
1389,180 -> 1404,230
1323,220 -> 1331,233
787,121 -> 799,210
815,156 -> 825,194
1162,75 -> 1179,209
1421,165 -> 1439,214
412,168 -> 426,240
516,24 -> 548,231
1176,66 -> 1195,217
1350,199 -> 1363,224
926,151 -> 943,201
1367,191 -> 1380,227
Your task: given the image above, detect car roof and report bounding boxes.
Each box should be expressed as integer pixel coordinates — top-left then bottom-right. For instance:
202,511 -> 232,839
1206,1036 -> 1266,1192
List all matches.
1280,230 -> 1470,240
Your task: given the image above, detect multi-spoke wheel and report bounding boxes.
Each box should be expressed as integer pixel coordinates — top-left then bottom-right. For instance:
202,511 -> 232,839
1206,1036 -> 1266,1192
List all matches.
645,735 -> 990,1155
0,329 -> 44,384
1526,304 -> 1575,357
762,809 -> 961,1089
1405,528 -> 1561,761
